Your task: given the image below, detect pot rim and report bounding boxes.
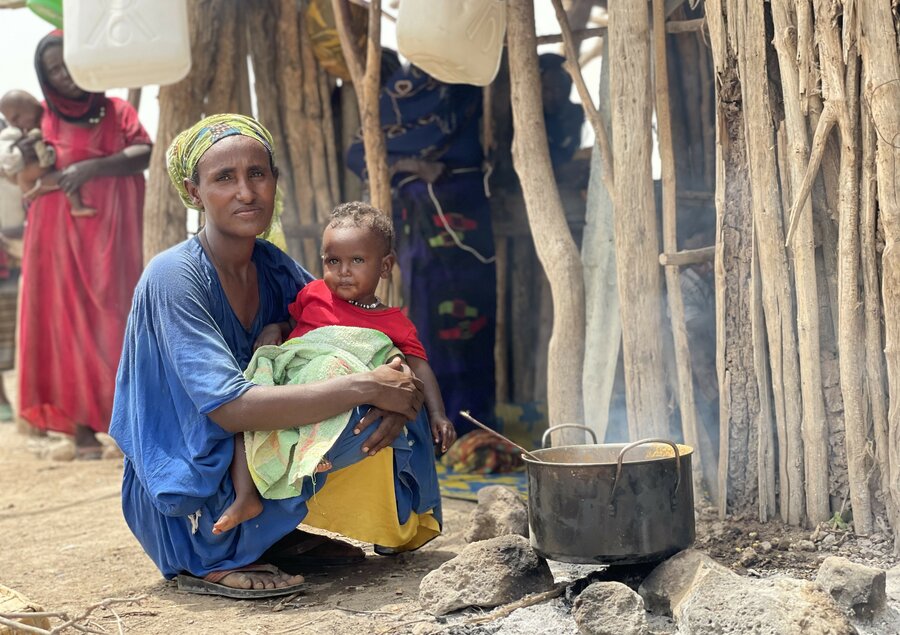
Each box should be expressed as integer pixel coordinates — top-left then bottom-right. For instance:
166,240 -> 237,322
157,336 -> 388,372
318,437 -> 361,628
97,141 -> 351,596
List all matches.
522,442 -> 694,468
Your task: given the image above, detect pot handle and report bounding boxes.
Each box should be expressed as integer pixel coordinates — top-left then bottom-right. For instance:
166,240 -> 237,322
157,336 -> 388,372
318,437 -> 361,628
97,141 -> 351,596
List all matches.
541,424 -> 598,448
608,438 -> 682,515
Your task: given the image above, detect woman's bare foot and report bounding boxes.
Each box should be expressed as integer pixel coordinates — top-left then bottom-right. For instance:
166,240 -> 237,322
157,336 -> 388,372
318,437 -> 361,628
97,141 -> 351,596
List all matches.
74,423 -> 102,460
213,495 -> 264,535
315,458 -> 332,473
216,567 -> 304,590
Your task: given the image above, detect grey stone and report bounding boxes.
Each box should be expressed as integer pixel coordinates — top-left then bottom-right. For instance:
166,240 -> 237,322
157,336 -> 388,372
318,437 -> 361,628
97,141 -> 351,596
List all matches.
737,547 -> 758,567
419,534 -> 554,615
778,537 -> 793,550
822,533 -> 838,548
464,485 -> 529,543
676,574 -> 856,635
795,539 -> 817,552
816,556 -> 886,619
574,582 -> 648,635
758,541 -> 773,553
495,598 -> 579,635
886,564 -> 900,603
638,549 -> 731,617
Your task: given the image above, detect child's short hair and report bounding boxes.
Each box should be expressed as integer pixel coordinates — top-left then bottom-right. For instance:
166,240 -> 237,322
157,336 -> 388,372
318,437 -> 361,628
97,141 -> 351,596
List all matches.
328,201 -> 394,254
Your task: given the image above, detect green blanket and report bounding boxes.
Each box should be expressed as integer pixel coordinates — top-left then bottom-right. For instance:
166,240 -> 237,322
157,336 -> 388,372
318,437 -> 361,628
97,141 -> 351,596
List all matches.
243,325 -> 400,499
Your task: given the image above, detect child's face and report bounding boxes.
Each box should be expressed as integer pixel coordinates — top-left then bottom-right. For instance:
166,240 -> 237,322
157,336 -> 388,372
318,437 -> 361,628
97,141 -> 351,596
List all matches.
321,225 -> 393,305
1,101 -> 42,132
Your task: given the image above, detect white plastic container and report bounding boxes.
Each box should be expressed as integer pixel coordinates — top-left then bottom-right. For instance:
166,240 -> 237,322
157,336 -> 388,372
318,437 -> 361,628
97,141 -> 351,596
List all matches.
396,0 -> 506,87
62,0 -> 191,91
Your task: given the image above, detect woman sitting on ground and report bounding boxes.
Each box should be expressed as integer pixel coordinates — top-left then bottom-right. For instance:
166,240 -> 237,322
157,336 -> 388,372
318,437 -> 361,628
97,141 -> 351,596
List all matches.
109,114 -> 442,598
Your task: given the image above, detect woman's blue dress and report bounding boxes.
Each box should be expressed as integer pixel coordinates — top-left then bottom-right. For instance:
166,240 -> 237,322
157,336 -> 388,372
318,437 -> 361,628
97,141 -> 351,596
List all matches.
109,237 -> 441,578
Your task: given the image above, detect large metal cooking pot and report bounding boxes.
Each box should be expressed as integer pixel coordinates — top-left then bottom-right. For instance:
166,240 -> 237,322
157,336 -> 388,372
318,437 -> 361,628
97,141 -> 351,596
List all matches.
524,425 -> 695,565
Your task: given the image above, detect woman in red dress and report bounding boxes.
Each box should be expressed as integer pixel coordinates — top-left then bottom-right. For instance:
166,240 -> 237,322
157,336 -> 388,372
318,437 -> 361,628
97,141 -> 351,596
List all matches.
18,31 -> 151,458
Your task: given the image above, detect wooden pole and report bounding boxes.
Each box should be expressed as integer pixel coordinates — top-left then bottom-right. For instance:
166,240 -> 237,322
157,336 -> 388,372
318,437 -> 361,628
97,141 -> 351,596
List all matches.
331,0 -> 390,214
507,0 -> 585,446
581,35 -> 621,446
733,0 -> 806,525
548,0 -> 613,192
770,0 -> 830,525
651,0 -> 705,499
860,94 -> 895,535
859,0 -> 900,541
608,0 -> 668,439
706,0 -> 766,520
810,0 -> 871,534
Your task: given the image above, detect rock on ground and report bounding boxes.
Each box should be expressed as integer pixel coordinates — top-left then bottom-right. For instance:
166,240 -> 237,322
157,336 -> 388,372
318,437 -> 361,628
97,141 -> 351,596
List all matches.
464,485 -> 529,543
639,549 -> 856,634
676,571 -> 856,634
816,556 -> 886,619
495,598 -> 579,635
418,534 -> 555,615
638,549 -> 731,616
573,581 -> 648,635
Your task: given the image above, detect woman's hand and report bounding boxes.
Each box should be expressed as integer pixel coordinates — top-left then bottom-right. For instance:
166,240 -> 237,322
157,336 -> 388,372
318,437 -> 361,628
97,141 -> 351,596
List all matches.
353,409 -> 410,456
58,160 -> 99,195
365,358 -> 424,420
254,323 -> 285,350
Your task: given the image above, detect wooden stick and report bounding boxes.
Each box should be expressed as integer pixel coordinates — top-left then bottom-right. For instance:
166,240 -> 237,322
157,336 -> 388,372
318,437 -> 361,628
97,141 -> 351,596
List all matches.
814,0 -> 871,534
465,584 -> 566,625
459,411 -> 543,462
548,0 -> 614,193
659,245 -> 715,266
784,104 -> 836,246
861,92 -> 895,533
666,17 -> 706,33
652,0 -> 705,502
771,0 -> 830,524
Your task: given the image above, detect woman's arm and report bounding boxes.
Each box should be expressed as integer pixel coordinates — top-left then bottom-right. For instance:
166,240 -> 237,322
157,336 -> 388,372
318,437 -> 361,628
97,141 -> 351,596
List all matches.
57,144 -> 152,195
208,358 -> 425,434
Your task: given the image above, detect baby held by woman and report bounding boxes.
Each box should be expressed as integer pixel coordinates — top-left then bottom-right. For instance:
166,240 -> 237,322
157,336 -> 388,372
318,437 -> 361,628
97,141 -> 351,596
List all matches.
0,90 -> 93,215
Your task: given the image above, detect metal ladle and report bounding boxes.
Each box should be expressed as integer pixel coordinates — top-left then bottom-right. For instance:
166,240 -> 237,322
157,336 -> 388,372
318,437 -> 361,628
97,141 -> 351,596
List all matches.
459,410 -> 544,463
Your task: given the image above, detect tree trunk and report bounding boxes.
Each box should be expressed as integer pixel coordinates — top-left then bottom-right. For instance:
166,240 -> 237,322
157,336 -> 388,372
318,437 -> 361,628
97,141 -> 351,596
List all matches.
608,0 -> 668,439
507,0 -> 585,445
706,0 -> 764,519
859,0 -> 900,546
581,36 -> 620,444
331,0 -> 390,214
143,0 -> 238,263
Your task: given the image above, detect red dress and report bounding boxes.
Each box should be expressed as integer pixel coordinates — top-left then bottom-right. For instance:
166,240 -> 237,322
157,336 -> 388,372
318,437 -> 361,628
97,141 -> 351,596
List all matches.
288,279 -> 428,360
18,97 -> 150,434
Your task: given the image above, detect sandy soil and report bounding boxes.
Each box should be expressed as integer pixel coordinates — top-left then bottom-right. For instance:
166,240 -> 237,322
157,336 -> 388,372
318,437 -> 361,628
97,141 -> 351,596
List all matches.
2,422 -> 898,634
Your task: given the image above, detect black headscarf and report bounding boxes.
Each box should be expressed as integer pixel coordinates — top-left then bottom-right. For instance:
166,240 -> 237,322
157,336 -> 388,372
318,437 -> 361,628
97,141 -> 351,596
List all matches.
34,30 -> 107,125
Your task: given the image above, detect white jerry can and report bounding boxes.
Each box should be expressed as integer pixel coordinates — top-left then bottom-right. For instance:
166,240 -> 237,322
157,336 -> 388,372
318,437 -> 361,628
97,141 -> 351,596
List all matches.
62,0 -> 191,91
396,0 -> 506,87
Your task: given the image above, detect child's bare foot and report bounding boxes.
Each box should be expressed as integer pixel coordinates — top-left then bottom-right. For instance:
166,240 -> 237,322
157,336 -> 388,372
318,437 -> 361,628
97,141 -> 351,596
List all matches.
213,495 -> 264,535
70,207 -> 96,217
315,458 -> 332,473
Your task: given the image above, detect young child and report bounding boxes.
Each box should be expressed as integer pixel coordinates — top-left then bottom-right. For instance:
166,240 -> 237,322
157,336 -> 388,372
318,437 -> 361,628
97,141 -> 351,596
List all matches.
212,201 -> 457,534
0,90 -> 94,216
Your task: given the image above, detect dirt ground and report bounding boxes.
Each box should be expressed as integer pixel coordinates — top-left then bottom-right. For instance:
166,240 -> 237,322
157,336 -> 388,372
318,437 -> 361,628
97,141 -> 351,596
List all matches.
2,423 -> 898,635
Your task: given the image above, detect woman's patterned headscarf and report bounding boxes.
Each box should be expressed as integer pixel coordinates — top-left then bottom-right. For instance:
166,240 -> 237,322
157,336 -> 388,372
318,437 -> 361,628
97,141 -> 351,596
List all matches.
166,113 -> 286,249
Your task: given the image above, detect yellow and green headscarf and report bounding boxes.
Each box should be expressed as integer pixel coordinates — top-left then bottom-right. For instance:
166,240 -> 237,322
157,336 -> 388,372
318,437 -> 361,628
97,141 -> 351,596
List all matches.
166,113 -> 287,250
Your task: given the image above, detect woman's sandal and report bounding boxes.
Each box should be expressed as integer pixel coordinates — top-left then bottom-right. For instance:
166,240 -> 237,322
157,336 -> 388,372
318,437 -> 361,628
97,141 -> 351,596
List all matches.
175,563 -> 305,599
